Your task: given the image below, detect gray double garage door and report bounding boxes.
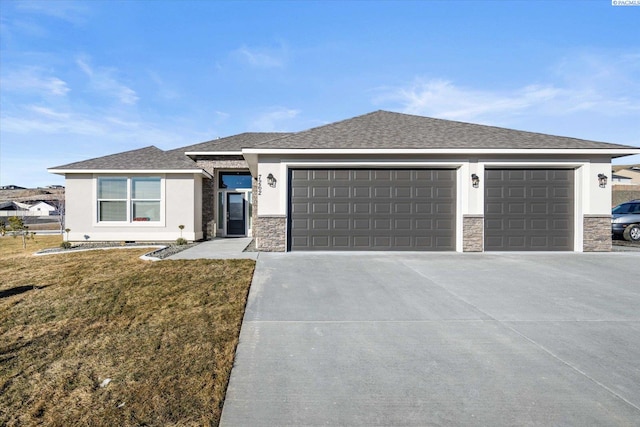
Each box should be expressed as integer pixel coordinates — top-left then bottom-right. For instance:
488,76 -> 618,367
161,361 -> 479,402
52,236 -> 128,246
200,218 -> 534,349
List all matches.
288,168 -> 574,251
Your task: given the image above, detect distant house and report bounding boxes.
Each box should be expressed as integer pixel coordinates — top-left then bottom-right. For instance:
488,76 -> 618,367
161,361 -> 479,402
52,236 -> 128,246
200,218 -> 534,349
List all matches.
49,110 -> 640,252
0,201 -> 55,217
0,201 -> 30,217
611,165 -> 640,185
0,185 -> 26,190
28,201 -> 56,215
612,174 -> 633,184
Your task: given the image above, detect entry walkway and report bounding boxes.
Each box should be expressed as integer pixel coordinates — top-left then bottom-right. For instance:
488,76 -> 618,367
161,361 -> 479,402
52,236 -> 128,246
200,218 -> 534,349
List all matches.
166,237 -> 257,260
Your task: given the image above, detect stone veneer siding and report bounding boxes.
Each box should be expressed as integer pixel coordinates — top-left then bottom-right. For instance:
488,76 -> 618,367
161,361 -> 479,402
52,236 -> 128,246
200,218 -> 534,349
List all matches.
463,215 -> 484,252
583,215 -> 612,252
255,216 -> 287,252
195,157 -> 249,239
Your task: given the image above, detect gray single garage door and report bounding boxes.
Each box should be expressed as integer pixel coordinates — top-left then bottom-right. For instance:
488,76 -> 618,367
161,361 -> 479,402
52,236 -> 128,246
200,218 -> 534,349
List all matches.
484,169 -> 574,251
289,169 -> 456,251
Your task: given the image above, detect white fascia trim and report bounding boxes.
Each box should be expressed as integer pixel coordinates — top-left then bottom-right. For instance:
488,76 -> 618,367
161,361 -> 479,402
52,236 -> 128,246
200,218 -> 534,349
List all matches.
184,151 -> 243,156
283,160 -> 465,167
48,168 -> 213,178
242,148 -> 640,156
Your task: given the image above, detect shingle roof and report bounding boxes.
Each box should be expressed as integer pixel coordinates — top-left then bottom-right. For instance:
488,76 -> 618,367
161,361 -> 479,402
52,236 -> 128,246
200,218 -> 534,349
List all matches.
171,132 -> 292,153
49,111 -> 636,173
50,146 -> 200,170
252,110 -> 632,150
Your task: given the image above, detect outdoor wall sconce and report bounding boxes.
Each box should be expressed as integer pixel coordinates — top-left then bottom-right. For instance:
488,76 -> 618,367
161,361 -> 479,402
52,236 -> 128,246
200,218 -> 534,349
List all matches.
471,174 -> 480,188
598,173 -> 608,188
267,173 -> 277,188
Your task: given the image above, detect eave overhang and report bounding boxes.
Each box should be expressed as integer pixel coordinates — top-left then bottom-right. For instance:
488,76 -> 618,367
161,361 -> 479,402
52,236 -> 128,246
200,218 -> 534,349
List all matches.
184,151 -> 243,156
241,148 -> 640,156
47,168 -> 213,179
240,147 -> 640,175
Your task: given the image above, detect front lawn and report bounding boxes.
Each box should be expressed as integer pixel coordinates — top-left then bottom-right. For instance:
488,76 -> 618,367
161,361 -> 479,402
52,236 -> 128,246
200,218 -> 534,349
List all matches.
0,235 -> 255,426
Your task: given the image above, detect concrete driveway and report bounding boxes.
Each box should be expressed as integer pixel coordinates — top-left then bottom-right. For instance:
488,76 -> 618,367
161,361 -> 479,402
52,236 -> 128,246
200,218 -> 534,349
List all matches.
220,252 -> 640,426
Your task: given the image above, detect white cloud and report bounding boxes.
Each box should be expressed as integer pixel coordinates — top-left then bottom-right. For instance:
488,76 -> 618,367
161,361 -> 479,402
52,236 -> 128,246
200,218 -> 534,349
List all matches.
16,1 -> 90,25
374,53 -> 640,127
76,57 -> 139,105
1,67 -> 70,96
235,45 -> 286,68
249,108 -> 300,131
27,105 -> 71,120
148,71 -> 180,100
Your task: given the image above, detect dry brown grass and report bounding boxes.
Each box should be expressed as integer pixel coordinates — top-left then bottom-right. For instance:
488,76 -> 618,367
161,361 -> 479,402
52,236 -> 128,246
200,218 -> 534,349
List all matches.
0,235 -> 255,426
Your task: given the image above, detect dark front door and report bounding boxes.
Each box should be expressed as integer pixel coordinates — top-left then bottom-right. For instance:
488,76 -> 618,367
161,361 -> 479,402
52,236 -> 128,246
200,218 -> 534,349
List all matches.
226,193 -> 246,236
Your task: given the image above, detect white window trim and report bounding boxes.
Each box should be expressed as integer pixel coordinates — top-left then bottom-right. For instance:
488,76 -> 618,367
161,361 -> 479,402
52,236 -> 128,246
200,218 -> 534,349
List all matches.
93,175 -> 166,227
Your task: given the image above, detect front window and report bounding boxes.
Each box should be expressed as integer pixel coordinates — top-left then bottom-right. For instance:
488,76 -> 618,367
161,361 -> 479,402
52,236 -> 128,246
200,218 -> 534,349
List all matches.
219,172 -> 252,189
132,177 -> 161,221
98,178 -> 127,221
97,177 -> 162,223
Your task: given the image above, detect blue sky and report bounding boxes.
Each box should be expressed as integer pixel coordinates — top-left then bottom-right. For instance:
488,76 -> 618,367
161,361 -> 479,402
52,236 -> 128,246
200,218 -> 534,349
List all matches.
1,0 -> 639,188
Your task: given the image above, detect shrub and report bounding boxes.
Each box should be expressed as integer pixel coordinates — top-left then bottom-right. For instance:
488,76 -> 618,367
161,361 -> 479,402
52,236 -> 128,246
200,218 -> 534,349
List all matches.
60,241 -> 72,249
176,238 -> 188,246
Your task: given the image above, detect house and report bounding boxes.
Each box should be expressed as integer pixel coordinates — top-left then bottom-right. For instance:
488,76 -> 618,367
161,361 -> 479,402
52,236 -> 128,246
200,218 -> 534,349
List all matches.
0,185 -> 26,190
611,165 -> 640,206
0,201 -> 31,217
0,200 -> 56,217
612,174 -> 633,184
612,165 -> 640,184
48,110 -> 640,252
28,201 -> 56,216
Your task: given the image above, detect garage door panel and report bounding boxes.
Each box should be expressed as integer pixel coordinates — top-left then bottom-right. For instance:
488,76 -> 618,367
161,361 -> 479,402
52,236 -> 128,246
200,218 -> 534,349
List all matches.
395,203 -> 411,214
485,169 -> 574,251
485,203 -> 504,215
530,187 -> 548,198
553,203 -> 571,214
415,187 -> 433,198
509,203 -> 525,214
436,203 -> 454,214
486,187 -> 504,198
374,186 -> 391,197
374,170 -> 391,180
395,187 -> 411,197
353,187 -> 370,197
291,218 -> 308,229
333,203 -> 350,214
530,203 -> 548,214
353,171 -> 370,180
507,170 -> 526,180
508,187 -> 525,197
312,203 -> 329,214
291,187 -> 309,198
312,187 -> 329,197
332,219 -> 350,230
354,203 -> 370,213
333,186 -> 350,197
415,219 -> 433,230
289,168 -> 456,251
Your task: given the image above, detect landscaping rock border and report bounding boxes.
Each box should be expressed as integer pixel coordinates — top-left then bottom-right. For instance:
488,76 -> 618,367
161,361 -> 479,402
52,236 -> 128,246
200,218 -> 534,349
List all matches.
35,242 -> 200,259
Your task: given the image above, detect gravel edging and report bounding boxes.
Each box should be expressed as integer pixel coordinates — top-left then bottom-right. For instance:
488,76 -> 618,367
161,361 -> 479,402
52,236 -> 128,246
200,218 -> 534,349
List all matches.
34,242 -> 200,259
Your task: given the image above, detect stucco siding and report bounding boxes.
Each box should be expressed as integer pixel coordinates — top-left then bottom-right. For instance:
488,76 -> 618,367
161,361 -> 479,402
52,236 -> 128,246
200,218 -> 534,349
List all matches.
64,173 -> 202,242
254,154 -> 616,252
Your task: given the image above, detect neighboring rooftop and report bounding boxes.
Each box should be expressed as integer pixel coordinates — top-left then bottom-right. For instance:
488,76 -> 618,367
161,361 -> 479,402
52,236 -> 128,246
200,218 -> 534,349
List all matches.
251,110 -> 634,150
